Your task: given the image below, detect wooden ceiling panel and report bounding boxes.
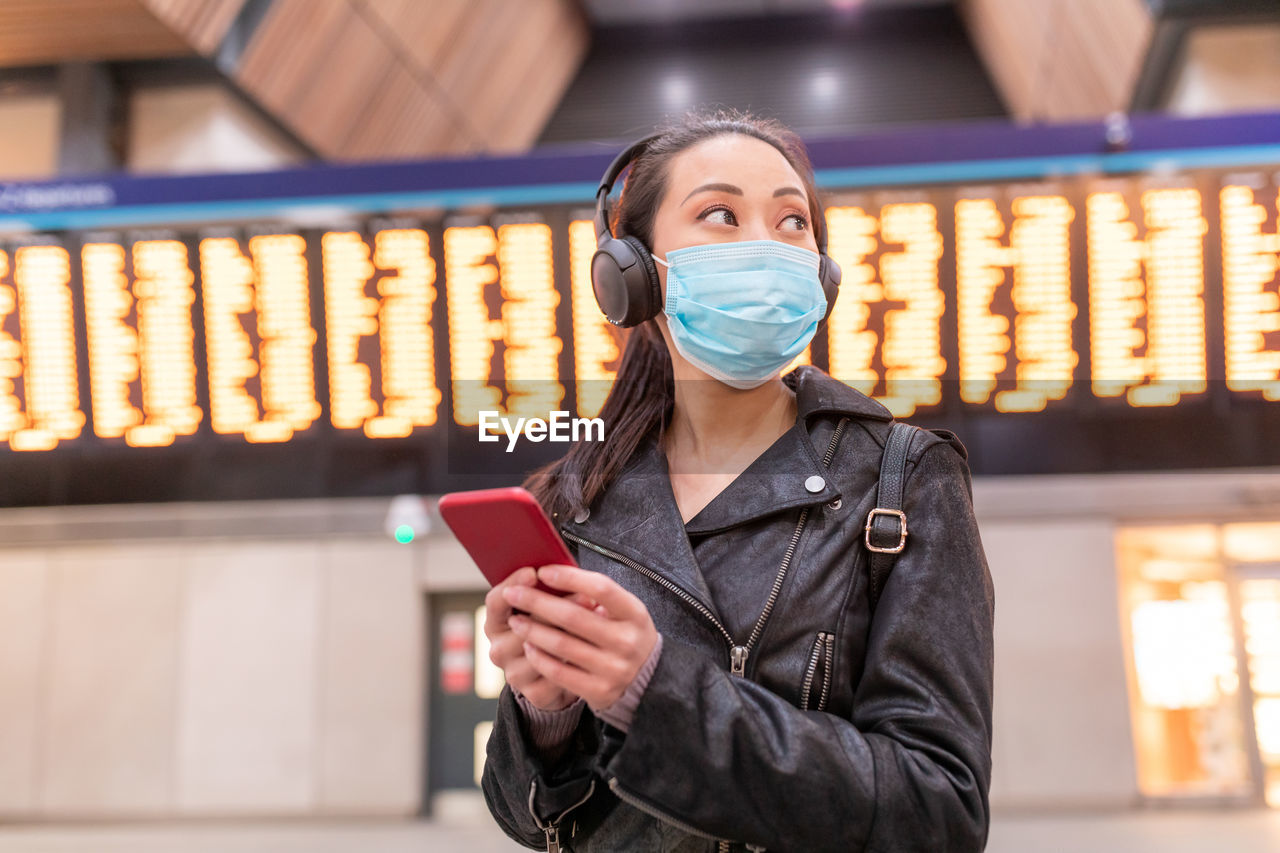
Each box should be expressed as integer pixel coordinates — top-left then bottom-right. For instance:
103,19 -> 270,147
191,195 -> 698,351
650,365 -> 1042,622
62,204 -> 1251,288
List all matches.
960,0 -> 1053,118
1041,1 -> 1153,121
234,0 -> 587,160
286,9 -> 395,154
0,0 -> 586,161
140,0 -> 247,56
357,0 -> 472,75
340,61 -> 468,161
236,0 -> 347,116
492,3 -> 589,152
0,0 -> 191,65
961,0 -> 1153,121
431,0 -> 529,141
235,0 -> 388,156
461,0 -> 560,148
479,0 -> 589,153
433,0 -> 523,98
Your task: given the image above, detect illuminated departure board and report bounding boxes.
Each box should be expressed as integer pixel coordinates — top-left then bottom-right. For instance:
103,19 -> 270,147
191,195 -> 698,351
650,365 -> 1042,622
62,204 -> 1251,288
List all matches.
825,200 -> 948,416
3,119 -> 1280,504
0,243 -> 84,451
1221,181 -> 1280,401
321,227 -> 441,438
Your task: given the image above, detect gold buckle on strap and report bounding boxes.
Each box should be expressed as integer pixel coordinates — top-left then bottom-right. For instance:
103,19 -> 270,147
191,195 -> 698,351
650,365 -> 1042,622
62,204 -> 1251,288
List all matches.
864,508 -> 907,554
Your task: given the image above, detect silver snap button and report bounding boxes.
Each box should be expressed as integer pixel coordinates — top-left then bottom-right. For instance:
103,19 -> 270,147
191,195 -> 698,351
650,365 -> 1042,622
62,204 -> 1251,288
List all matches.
574,508 -> 590,523
804,475 -> 826,493
827,498 -> 843,510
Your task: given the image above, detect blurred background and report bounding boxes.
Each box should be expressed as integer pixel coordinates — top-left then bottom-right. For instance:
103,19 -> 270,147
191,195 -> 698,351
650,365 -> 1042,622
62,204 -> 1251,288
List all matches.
2,0 -> 1280,851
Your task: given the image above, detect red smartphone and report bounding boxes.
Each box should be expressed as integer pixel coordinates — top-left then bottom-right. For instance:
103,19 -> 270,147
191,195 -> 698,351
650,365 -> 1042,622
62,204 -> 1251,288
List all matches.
437,487 -> 576,596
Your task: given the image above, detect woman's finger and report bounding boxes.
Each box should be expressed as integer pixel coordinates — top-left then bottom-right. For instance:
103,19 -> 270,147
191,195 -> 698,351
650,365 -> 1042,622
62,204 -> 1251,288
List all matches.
510,614 -> 614,674
483,567 -> 537,637
502,656 -> 540,690
486,631 -> 525,668
502,584 -> 616,647
505,655 -> 580,711
536,565 -> 646,621
523,641 -> 598,700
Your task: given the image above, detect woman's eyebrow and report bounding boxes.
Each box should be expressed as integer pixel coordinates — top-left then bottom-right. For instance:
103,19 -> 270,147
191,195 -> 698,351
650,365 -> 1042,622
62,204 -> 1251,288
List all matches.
680,183 -> 808,206
681,182 -> 742,205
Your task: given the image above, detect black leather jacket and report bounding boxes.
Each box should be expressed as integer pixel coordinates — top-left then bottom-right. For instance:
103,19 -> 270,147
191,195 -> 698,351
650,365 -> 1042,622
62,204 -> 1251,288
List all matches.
482,366 -> 995,852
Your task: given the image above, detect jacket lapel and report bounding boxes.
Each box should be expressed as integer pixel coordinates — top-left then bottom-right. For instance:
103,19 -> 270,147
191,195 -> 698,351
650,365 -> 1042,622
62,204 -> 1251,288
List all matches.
561,433 -> 721,619
681,424 -> 839,535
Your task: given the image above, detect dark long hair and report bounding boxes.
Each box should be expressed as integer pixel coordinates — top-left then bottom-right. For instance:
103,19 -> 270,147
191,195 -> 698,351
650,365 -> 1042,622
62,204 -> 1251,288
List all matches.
524,108 -> 825,521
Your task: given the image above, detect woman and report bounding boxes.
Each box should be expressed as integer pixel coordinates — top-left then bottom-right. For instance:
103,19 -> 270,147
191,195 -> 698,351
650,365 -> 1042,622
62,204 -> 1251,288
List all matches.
480,110 -> 994,853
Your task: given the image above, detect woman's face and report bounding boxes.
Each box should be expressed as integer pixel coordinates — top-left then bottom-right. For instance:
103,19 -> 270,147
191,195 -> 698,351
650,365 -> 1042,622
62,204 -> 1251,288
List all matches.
647,133 -> 821,389
650,133 -> 819,301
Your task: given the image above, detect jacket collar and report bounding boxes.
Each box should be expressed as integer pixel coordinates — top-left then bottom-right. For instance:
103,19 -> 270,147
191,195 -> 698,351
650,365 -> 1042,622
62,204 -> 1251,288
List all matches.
561,367 -> 892,613
683,367 -> 893,534
787,364 -> 894,425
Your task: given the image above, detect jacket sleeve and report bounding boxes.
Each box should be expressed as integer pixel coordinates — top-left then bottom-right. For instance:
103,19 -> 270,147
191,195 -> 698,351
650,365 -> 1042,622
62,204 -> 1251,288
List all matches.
481,683 -> 603,850
596,440 -> 995,852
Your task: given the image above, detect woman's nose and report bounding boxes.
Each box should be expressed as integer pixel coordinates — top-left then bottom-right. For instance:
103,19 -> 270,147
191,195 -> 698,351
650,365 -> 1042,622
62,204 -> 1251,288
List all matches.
741,218 -> 772,242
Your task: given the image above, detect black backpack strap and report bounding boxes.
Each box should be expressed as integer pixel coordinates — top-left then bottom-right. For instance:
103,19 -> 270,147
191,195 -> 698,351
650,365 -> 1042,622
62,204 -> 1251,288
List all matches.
865,422 -> 915,612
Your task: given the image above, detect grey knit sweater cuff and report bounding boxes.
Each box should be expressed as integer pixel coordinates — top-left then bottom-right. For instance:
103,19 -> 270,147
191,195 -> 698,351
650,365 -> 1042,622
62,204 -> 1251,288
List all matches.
514,632 -> 665,753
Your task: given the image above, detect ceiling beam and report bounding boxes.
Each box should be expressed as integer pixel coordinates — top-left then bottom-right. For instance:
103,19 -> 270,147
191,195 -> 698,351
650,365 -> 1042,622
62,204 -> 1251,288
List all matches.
961,0 -> 1154,121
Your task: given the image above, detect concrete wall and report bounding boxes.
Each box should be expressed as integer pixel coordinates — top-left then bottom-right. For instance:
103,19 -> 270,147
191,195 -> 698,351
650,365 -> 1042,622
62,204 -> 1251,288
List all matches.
4,466 -> 1280,819
0,516 -> 423,819
983,518 -> 1138,809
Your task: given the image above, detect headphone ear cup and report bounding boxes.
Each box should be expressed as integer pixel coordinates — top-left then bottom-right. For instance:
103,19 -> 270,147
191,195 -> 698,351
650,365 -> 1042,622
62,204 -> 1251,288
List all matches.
590,235 -> 662,327
818,253 -> 842,320
590,237 -> 634,326
621,235 -> 661,323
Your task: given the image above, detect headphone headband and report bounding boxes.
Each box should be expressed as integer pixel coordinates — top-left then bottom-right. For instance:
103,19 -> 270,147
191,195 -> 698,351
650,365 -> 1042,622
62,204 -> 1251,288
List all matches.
594,134 -> 661,243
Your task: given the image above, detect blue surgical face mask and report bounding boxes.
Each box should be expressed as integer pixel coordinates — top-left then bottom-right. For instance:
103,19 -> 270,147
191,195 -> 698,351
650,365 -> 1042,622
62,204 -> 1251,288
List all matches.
653,239 -> 827,390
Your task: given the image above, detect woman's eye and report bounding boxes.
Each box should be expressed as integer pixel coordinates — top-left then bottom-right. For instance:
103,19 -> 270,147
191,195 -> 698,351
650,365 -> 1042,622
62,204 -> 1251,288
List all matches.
781,213 -> 809,231
699,206 -> 737,226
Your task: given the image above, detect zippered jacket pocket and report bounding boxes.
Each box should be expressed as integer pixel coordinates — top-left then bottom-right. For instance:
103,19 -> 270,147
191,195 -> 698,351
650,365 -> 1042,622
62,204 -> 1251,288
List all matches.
800,631 -> 835,712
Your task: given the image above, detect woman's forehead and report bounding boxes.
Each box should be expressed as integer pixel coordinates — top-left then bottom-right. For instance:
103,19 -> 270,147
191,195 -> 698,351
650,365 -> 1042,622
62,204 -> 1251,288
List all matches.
666,134 -> 806,198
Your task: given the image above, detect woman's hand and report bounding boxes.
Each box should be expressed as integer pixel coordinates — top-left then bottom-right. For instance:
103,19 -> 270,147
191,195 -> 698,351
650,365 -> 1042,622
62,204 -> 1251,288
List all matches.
483,567 -> 585,712
503,565 -> 659,710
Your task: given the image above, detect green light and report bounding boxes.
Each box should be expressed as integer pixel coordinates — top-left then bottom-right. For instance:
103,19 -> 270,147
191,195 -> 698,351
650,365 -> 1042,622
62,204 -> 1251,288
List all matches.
394,524 -> 415,544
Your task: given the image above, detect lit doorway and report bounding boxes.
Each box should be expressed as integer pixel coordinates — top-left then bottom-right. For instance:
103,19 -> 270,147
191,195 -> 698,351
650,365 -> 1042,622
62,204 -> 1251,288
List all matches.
1230,563 -> 1280,808
1118,522 -> 1280,807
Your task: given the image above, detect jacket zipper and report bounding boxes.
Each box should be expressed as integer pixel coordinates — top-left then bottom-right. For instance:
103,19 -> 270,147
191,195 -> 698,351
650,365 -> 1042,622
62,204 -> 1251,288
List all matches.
529,778 -> 596,852
800,631 -> 836,712
818,631 -> 834,711
607,777 -> 723,841
799,633 -> 822,711
563,529 -> 735,648
564,515 -> 803,679
561,417 -> 849,681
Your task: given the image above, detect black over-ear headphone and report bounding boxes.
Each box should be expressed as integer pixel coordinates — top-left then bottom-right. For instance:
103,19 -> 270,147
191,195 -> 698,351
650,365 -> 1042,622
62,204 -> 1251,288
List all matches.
590,134 -> 842,328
